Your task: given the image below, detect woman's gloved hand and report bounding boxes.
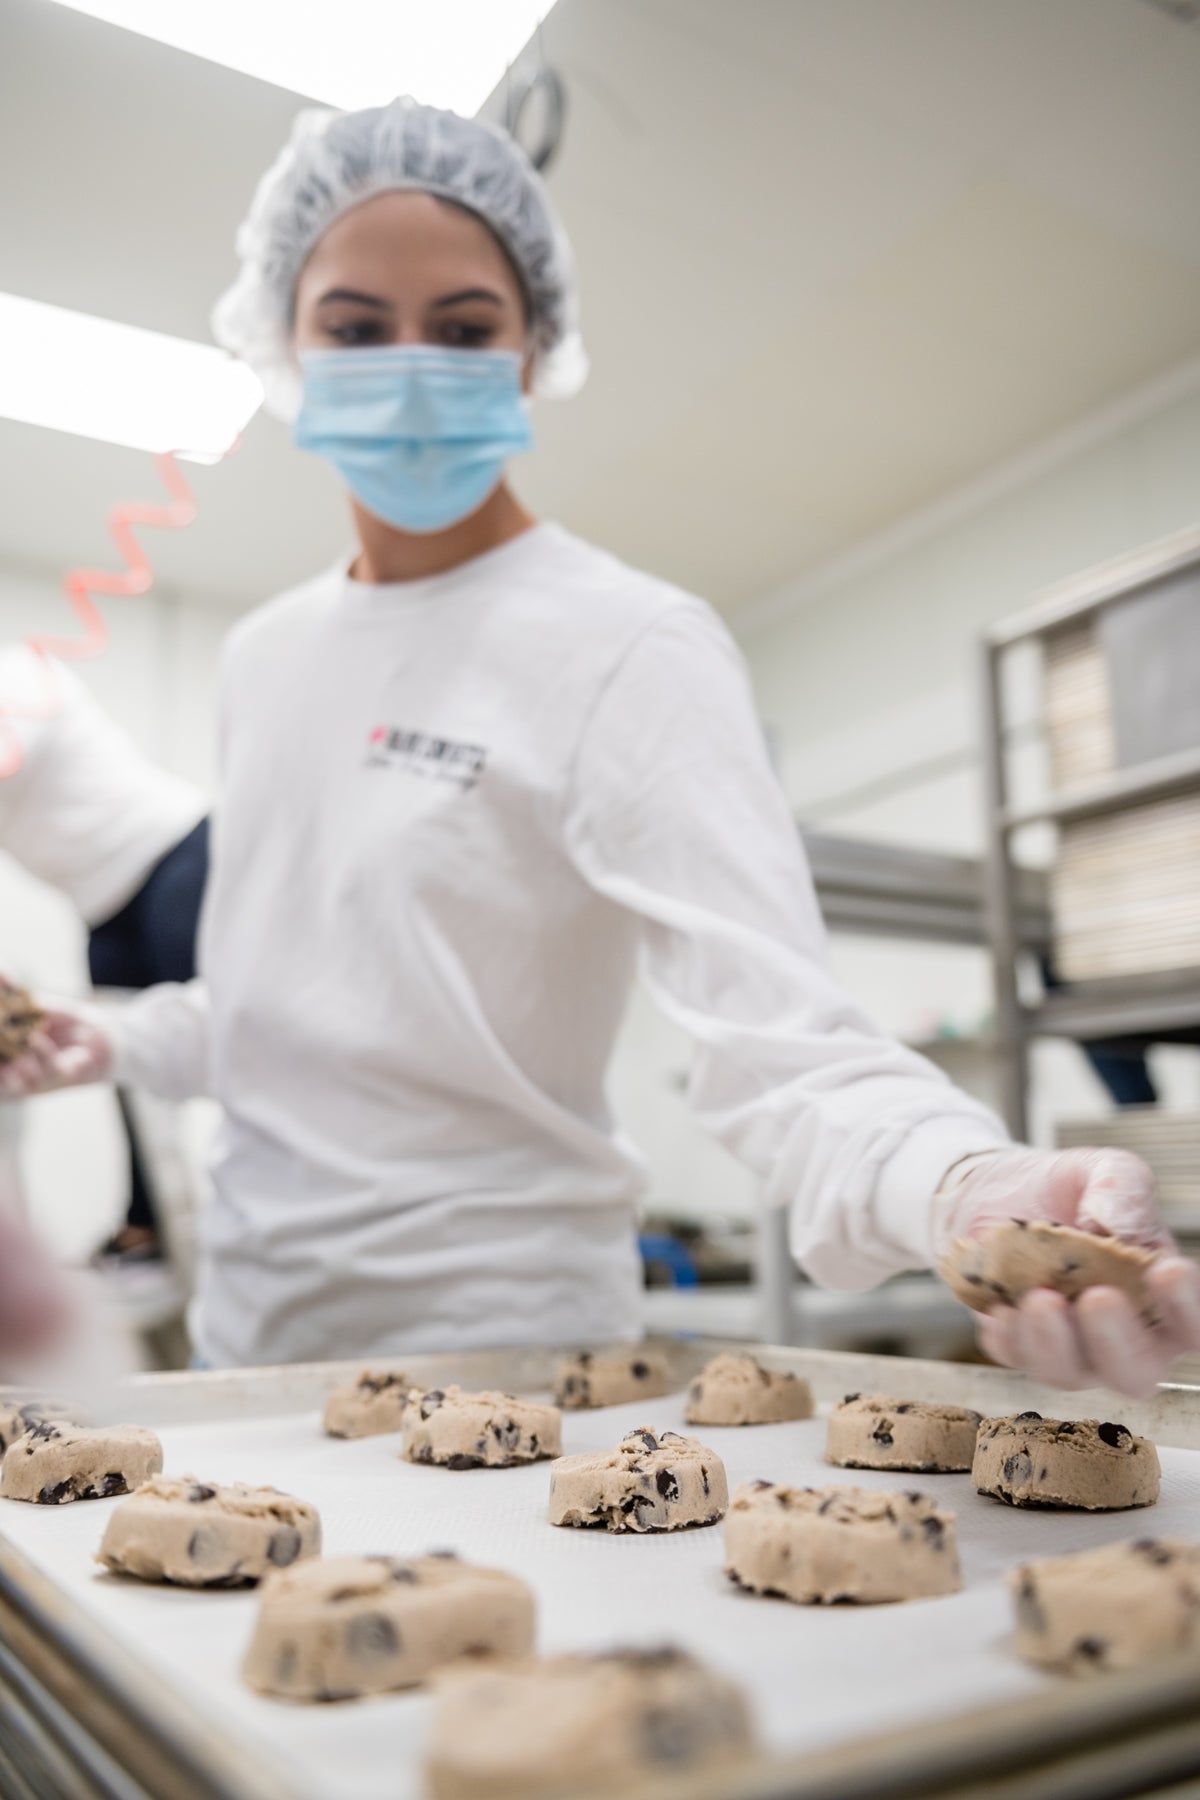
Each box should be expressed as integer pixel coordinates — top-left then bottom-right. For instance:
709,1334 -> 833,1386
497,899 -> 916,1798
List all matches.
936,1146 -> 1200,1399
0,1007 -> 112,1098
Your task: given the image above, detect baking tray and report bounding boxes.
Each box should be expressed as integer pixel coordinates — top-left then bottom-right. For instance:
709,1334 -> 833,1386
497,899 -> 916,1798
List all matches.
4,1338 -> 1200,1800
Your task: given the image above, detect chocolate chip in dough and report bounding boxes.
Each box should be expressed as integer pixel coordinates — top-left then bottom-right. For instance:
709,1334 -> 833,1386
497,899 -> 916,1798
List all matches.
656,1468 -> 679,1502
1002,1452 -> 1033,1487
346,1613 -> 399,1660
37,1480 -> 73,1505
1014,1575 -> 1045,1633
268,1525 -> 303,1567
97,1473 -> 128,1498
187,1484 -> 217,1504
1097,1421 -> 1131,1449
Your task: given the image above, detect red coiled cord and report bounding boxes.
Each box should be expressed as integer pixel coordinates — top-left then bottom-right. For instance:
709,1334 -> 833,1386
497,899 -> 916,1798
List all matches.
0,450 -> 208,780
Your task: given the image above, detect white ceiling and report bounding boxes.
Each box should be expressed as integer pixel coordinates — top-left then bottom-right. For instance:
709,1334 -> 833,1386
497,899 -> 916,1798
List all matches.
1,0 -> 1200,617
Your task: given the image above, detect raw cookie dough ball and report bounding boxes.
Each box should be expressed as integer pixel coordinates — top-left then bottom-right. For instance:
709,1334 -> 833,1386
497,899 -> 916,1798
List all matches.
1009,1538 -> 1200,1674
323,1370 -> 410,1438
973,1412 -> 1160,1511
826,1394 -> 981,1473
548,1427 -> 727,1533
97,1475 -> 321,1586
684,1353 -> 813,1427
0,1399 -> 83,1456
425,1646 -> 756,1800
553,1350 -> 670,1409
0,1421 -> 162,1504
242,1552 -> 535,1701
0,978 -> 44,1063
401,1387 -> 562,1469
724,1480 -> 961,1604
939,1220 -> 1156,1317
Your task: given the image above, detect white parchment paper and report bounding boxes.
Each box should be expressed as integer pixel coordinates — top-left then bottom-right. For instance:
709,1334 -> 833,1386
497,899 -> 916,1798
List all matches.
3,1392 -> 1198,1800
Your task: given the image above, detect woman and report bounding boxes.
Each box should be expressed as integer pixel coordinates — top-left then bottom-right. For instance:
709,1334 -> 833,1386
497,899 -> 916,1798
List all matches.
6,99 -> 1199,1394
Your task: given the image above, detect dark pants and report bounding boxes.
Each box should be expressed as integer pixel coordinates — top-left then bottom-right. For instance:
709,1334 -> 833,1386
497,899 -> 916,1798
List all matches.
1039,955 -> 1158,1110
88,818 -> 210,1231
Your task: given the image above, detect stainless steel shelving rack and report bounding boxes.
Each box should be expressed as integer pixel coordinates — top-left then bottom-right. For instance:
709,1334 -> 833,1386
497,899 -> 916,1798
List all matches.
980,524 -> 1200,1138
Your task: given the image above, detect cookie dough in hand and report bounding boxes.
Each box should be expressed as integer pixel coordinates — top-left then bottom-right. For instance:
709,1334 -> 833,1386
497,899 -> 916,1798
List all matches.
933,1150 -> 1200,1398
0,979 -> 44,1063
98,1476 -> 320,1586
939,1220 -> 1157,1316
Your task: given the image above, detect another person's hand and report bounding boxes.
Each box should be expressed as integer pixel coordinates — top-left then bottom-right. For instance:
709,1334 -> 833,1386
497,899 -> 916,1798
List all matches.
0,1008 -> 113,1098
937,1145 -> 1200,1399
0,1212 -> 73,1357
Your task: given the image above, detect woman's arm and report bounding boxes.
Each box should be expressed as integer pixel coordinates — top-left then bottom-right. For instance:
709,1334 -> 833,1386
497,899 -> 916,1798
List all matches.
561,600 -> 1200,1394
562,599 -> 1008,1286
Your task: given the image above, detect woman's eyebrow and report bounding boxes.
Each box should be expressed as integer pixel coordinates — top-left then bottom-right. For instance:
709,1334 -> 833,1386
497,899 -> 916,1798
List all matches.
317,287 -> 391,308
430,288 -> 504,309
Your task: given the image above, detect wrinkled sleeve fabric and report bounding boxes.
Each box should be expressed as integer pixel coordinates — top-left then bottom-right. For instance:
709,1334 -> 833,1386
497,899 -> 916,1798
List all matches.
560,599 -> 1009,1289
105,979 -> 213,1101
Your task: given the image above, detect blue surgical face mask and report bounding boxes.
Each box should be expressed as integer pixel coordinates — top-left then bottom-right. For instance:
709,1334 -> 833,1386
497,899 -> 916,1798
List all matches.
293,345 -> 533,535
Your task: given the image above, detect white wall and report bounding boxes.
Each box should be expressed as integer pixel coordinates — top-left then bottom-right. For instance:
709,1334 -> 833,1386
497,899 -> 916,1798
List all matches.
0,565 -> 236,1258
736,359 -> 1200,1146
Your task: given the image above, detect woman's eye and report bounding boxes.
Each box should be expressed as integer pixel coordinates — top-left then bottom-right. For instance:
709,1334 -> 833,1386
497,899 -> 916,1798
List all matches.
438,321 -> 494,348
326,320 -> 385,346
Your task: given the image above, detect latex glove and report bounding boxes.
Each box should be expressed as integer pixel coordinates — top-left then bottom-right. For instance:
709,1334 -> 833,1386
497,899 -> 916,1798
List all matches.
936,1145 -> 1200,1399
0,1212 -> 73,1358
0,1007 -> 113,1098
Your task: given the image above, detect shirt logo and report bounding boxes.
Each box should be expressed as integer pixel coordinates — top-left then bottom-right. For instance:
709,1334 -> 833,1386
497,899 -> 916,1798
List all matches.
366,725 -> 487,790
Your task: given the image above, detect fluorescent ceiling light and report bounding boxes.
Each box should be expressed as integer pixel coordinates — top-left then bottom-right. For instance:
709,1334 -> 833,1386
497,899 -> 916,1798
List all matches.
0,293 -> 263,461
45,1 -> 558,112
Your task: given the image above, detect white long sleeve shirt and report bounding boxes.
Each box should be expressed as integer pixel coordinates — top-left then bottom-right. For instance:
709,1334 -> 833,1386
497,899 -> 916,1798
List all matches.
110,524 -> 1007,1366
0,647 -> 205,925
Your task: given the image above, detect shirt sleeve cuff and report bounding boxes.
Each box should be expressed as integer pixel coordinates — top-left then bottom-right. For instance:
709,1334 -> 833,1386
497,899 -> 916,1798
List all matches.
872,1114 -> 1010,1268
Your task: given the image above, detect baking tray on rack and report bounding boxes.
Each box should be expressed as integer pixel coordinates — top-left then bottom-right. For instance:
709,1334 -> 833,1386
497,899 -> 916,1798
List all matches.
4,1337 -> 1200,1800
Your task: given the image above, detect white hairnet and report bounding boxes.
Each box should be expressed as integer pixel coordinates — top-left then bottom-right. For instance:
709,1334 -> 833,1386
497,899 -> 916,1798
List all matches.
213,96 -> 587,421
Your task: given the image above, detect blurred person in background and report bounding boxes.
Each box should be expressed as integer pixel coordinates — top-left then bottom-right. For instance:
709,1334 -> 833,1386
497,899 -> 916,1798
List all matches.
3,100 -> 1199,1398
0,642 -> 208,1271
